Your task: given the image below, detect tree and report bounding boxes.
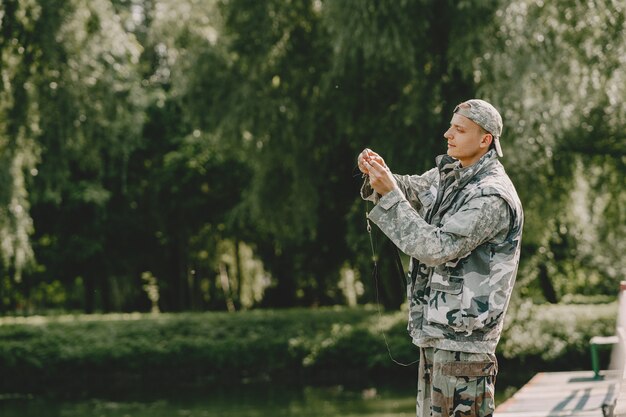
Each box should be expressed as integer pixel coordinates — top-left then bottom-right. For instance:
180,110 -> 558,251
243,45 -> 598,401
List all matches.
2,0 -> 624,313
0,0 -> 146,312
476,0 -> 626,300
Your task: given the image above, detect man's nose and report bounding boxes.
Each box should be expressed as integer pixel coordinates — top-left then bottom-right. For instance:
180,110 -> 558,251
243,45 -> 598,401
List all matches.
444,128 -> 452,140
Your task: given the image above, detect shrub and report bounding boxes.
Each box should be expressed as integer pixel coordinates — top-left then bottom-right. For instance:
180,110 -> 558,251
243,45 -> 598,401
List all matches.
498,300 -> 617,369
0,302 -> 618,392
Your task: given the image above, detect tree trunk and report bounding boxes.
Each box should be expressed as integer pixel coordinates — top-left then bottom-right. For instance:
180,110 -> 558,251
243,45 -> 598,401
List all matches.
538,263 -> 558,303
234,238 -> 242,309
98,269 -> 112,313
218,263 -> 236,312
263,252 -> 296,308
84,274 -> 95,314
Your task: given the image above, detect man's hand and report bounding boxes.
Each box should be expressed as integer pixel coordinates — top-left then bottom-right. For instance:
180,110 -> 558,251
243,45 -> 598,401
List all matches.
365,159 -> 398,196
358,148 -> 386,174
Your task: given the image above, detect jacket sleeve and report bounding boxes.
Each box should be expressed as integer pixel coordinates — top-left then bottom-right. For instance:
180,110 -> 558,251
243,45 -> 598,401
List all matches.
361,168 -> 438,212
393,168 -> 438,214
367,188 -> 510,267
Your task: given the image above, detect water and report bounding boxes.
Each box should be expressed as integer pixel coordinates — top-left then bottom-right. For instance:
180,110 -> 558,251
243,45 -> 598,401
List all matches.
0,383 -> 418,417
0,375 -> 522,417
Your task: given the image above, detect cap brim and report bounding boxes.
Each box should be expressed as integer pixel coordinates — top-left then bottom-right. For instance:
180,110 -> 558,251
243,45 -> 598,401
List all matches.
494,137 -> 503,157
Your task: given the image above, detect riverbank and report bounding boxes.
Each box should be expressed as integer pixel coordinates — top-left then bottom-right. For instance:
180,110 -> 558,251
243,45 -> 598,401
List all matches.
0,302 -> 617,395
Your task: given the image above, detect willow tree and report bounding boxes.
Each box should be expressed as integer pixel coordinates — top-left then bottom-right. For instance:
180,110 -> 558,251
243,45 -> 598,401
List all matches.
0,0 -> 145,312
168,0 -> 504,307
475,0 -> 626,300
3,0 -> 623,313
0,0 -> 39,294
110,0 -> 285,309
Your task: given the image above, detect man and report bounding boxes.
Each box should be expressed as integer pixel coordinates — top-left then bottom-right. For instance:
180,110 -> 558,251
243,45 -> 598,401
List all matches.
358,99 -> 523,417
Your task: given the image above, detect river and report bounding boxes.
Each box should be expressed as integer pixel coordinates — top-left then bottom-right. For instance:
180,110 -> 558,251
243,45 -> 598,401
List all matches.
0,378 -> 520,417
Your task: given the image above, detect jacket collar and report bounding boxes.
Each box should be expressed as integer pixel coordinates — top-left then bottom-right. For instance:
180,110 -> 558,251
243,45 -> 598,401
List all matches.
435,149 -> 498,185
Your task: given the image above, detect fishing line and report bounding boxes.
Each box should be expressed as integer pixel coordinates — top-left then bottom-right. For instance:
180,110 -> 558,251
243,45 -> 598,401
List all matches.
365,200 -> 419,367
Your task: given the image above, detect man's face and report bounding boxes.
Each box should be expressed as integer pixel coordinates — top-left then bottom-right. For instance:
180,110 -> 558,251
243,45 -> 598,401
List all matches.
443,113 -> 491,167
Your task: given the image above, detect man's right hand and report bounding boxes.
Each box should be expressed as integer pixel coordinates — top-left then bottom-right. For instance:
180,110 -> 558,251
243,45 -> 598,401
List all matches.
358,148 -> 386,175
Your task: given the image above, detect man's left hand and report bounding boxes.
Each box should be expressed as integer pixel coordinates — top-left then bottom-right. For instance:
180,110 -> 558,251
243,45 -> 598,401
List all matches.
365,160 -> 398,196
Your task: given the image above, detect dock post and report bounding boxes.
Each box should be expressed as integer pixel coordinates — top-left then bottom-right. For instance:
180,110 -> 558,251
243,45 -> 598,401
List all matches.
610,281 -> 626,416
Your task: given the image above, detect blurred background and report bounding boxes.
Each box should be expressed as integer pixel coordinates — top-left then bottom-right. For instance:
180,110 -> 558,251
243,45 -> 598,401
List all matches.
0,0 -> 625,416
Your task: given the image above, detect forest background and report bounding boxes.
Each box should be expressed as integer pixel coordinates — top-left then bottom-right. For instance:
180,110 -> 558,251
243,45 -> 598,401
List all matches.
0,0 -> 624,316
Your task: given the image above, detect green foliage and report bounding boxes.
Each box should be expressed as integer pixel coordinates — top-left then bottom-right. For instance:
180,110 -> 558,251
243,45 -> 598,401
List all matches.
500,300 -> 617,366
0,0 -> 42,280
0,308 -> 391,389
0,0 -> 147,311
477,0 -> 626,300
0,304 -> 617,391
0,0 -> 624,311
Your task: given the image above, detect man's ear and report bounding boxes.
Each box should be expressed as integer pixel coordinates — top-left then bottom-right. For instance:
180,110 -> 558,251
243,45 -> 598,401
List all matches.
480,133 -> 493,149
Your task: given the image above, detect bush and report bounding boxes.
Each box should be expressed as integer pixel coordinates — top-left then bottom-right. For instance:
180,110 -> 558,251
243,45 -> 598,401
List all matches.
0,302 -> 618,392
498,300 -> 618,369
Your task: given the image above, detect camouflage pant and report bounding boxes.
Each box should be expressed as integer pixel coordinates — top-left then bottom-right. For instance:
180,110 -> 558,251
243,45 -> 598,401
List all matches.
416,347 -> 497,417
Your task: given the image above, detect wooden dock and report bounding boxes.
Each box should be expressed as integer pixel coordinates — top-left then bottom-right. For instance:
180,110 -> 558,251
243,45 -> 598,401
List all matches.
494,282 -> 626,416
495,371 -> 618,417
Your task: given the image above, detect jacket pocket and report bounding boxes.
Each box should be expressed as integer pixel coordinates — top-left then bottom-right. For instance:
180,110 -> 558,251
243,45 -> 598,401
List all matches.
418,189 -> 435,208
426,272 -> 464,329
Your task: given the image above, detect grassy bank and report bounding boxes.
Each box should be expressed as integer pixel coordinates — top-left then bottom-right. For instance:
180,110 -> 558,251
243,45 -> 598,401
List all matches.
0,302 -> 618,393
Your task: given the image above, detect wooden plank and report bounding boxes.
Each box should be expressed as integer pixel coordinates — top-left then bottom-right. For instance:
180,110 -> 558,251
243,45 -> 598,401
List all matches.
495,371 -> 618,417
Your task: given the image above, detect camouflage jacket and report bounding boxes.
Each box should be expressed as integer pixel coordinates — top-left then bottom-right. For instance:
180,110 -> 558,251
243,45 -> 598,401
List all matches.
362,150 -> 523,353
